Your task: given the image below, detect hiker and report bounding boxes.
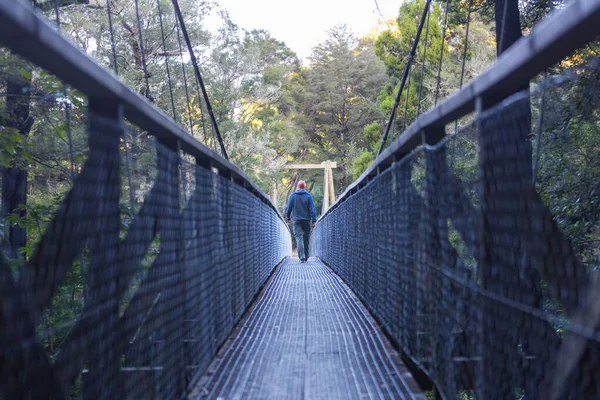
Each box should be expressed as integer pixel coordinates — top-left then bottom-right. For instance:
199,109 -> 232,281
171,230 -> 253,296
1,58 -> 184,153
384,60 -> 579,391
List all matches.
284,181 -> 317,263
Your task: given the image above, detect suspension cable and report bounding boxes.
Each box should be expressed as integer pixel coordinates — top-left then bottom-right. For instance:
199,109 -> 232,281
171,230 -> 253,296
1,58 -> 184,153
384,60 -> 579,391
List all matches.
171,0 -> 228,159
402,69 -> 412,132
434,0 -> 450,105
416,10 -> 431,118
105,0 -> 136,213
190,74 -> 212,149
53,0 -> 86,298
453,0 -> 474,135
106,0 -> 119,75
377,0 -> 432,156
199,85 -> 211,148
52,1 -> 75,182
450,0 -> 474,167
134,0 -> 153,101
157,0 -> 177,121
458,0 -> 473,91
176,17 -> 209,145
174,16 -> 195,136
498,0 -> 511,55
532,71 -> 548,184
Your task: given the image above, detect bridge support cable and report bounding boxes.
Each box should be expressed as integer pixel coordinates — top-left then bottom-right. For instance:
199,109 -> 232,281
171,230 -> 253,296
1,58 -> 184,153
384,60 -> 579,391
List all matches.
378,0 -> 432,156
416,10 -> 430,118
171,0 -> 229,160
434,0 -> 450,106
402,62 -> 413,133
174,14 -> 196,137
156,0 -> 178,122
105,0 -> 119,76
52,0 -> 91,302
315,0 -> 600,398
193,71 -> 213,148
133,0 -> 153,102
449,0 -> 474,167
104,0 -> 137,220
454,0 -> 473,134
531,71 -> 547,185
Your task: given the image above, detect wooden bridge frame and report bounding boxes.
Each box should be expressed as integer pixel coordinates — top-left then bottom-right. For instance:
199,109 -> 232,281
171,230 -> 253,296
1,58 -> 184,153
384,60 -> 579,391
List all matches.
286,160 -> 337,214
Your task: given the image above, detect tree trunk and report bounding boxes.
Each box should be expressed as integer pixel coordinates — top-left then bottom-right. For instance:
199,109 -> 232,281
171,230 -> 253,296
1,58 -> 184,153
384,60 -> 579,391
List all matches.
1,76 -> 33,259
2,1 -> 84,259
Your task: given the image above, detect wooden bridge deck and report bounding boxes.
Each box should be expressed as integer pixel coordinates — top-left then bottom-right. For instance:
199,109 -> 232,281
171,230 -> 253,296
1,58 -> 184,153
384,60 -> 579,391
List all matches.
191,258 -> 424,400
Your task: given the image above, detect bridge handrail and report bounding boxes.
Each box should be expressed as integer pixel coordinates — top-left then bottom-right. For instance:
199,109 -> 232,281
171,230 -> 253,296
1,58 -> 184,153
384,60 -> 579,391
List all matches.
323,0 -> 600,220
0,0 -> 283,222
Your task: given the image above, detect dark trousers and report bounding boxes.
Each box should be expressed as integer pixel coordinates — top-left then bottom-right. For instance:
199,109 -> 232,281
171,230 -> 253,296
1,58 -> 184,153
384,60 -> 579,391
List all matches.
292,220 -> 311,260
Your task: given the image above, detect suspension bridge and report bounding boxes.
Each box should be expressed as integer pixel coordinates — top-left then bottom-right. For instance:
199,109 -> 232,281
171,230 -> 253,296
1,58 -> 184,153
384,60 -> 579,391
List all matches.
0,0 -> 600,399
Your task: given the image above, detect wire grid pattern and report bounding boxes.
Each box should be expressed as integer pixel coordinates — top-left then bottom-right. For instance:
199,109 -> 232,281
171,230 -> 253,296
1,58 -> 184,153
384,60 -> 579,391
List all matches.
0,110 -> 290,400
311,57 -> 600,399
193,258 -> 425,400
0,1 -> 290,397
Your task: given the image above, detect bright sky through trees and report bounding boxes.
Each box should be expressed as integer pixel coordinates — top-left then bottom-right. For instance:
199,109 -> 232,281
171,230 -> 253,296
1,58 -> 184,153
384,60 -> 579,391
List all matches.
213,0 -> 401,62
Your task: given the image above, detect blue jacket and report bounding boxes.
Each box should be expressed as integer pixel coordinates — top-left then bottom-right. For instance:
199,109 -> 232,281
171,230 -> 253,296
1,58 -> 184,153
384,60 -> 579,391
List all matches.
285,189 -> 317,222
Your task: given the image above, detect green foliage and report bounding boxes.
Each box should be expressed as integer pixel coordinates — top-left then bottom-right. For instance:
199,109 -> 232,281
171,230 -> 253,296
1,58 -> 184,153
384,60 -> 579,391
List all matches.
363,121 -> 383,145
353,150 -> 374,180
375,0 -> 446,78
374,0 -> 496,151
0,126 -> 26,167
537,118 -> 600,263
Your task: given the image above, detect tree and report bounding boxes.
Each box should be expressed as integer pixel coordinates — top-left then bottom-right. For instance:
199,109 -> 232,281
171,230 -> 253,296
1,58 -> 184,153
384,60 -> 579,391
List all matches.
300,25 -> 387,188
1,55 -> 34,259
198,15 -> 302,189
0,0 -> 94,259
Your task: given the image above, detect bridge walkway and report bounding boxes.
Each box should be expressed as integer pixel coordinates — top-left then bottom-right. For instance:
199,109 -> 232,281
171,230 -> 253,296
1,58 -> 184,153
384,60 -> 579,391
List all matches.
191,258 -> 424,400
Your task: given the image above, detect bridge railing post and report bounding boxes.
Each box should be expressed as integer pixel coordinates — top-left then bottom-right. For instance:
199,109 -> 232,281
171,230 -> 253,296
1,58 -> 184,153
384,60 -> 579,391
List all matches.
153,137 -> 186,398
424,125 -> 463,395
477,94 -> 529,399
394,157 -> 416,354
182,157 -> 207,381
82,98 -> 124,399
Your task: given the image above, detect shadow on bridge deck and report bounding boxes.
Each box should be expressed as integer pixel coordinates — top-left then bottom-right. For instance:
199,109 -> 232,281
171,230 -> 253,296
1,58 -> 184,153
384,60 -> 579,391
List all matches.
190,258 -> 424,400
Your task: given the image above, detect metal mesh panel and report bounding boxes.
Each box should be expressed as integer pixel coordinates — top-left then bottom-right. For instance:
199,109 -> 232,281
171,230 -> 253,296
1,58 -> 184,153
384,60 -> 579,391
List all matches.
0,64 -> 291,400
312,56 -> 600,399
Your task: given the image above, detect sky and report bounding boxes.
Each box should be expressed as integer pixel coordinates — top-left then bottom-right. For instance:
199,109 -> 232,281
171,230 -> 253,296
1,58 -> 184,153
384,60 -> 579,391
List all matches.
212,0 -> 402,62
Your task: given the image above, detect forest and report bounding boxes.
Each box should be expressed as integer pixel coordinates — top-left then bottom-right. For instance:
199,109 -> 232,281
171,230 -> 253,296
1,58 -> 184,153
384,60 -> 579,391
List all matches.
2,0 -> 504,219
1,0 -> 599,397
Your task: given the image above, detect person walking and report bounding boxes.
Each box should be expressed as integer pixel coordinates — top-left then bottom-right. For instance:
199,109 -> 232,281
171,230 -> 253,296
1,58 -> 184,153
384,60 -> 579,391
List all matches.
284,181 -> 317,263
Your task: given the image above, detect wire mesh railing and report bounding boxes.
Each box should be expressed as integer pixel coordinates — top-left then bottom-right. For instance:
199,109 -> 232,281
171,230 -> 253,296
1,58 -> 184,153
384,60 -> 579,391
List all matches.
0,1 -> 291,399
312,1 -> 600,398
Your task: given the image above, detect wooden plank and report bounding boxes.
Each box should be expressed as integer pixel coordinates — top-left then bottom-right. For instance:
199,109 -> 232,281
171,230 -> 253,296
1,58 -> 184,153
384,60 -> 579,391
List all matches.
322,166 -> 330,214
287,162 -> 338,169
328,165 -> 335,204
